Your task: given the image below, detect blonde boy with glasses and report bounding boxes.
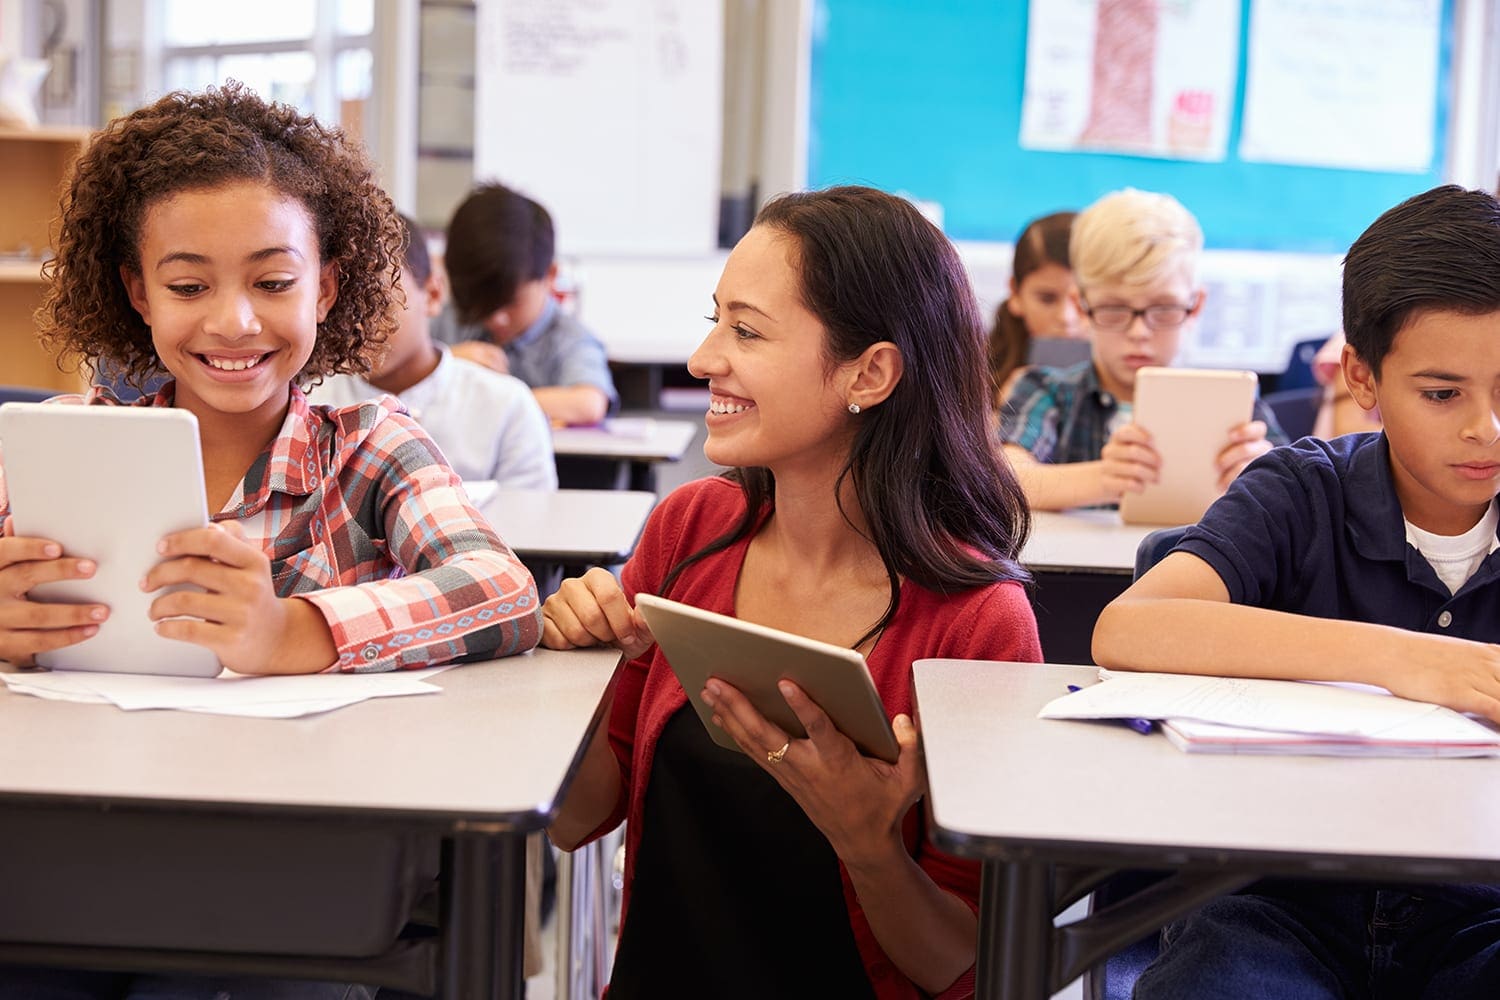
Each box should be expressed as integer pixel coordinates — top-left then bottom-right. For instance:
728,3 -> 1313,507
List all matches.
999,188 -> 1285,511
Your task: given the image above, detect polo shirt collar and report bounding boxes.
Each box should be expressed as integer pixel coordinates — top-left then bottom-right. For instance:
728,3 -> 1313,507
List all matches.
1342,433 -> 1409,563
511,296 -> 558,349
1339,433 -> 1500,591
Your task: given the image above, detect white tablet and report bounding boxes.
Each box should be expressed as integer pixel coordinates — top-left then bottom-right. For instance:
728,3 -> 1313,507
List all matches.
1119,367 -> 1258,527
0,403 -> 221,676
635,593 -> 900,763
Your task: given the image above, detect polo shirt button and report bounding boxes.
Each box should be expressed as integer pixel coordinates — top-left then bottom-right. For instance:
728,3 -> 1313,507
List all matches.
1438,610 -> 1453,628
360,645 -> 380,661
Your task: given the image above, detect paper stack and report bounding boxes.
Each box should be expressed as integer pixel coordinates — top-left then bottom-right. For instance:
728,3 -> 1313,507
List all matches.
1038,669 -> 1500,757
0,666 -> 451,718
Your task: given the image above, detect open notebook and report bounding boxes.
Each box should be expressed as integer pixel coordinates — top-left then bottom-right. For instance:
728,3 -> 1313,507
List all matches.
1039,669 -> 1500,757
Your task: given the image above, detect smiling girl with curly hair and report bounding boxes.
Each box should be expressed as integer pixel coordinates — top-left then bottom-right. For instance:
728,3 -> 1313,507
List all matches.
0,83 -> 542,997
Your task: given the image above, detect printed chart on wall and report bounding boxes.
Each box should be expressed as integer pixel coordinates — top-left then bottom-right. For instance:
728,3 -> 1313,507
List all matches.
1020,0 -> 1240,162
1240,0 -> 1441,172
474,0 -> 723,256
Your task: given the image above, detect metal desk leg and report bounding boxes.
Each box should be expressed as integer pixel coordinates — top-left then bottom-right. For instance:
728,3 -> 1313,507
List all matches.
443,833 -> 527,999
556,838 -> 611,999
977,859 -> 1052,1000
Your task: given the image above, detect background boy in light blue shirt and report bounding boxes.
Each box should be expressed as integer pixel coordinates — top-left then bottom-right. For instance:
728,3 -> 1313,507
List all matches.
432,183 -> 618,426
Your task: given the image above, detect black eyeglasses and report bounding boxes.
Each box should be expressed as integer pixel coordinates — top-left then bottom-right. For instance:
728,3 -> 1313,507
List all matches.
1083,296 -> 1201,332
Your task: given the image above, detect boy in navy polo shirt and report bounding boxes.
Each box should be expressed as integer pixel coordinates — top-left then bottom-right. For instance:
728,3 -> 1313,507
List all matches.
1093,184 -> 1500,997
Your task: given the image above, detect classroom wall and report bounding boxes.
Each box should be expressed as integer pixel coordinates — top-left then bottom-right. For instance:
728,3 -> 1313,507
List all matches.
579,0 -> 1473,374
808,0 -> 1453,256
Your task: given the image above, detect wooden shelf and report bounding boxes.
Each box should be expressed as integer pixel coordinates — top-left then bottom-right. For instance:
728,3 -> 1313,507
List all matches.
0,260 -> 46,283
0,129 -> 89,393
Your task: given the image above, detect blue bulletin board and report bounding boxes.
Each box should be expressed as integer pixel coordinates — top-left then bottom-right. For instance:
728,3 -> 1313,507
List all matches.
808,0 -> 1453,254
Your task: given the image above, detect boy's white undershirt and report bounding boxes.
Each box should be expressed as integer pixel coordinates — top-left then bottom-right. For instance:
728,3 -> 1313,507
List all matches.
1405,499 -> 1500,595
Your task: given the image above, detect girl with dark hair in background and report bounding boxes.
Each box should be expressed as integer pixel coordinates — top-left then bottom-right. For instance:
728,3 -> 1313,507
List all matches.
989,210 -> 1083,403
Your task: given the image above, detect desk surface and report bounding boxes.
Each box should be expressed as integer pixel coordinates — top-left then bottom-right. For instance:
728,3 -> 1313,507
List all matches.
1021,510 -> 1160,575
915,659 -> 1500,879
550,416 -> 699,462
479,486 -> 656,564
0,647 -> 621,826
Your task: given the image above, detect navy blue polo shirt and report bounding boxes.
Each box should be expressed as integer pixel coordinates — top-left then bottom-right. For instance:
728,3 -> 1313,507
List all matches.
1177,432 -> 1500,643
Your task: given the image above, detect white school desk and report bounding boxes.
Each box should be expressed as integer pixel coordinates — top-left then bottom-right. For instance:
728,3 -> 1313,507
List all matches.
479,486 -> 656,565
912,659 -> 1500,1000
0,646 -> 622,999
1021,510 -> 1157,574
1020,512 -> 1161,665
550,416 -> 699,491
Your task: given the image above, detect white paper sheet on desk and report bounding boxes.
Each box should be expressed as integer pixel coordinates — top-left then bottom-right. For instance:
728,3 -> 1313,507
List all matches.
1038,669 -> 1500,744
0,666 -> 451,718
602,417 -> 655,438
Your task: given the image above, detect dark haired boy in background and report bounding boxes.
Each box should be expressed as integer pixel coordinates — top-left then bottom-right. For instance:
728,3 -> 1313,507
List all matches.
433,183 -> 618,426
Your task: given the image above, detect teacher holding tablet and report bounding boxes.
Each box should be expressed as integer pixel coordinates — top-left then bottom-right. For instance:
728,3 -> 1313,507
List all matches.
542,186 -> 1041,998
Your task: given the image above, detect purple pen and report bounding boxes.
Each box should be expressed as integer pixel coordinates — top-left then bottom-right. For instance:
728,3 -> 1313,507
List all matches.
1066,684 -> 1155,735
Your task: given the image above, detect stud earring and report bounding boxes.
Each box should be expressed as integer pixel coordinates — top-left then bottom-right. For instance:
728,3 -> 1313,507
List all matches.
847,403 -> 861,414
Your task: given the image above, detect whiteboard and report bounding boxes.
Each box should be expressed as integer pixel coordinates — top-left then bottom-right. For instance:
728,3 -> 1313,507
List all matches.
474,0 -> 724,256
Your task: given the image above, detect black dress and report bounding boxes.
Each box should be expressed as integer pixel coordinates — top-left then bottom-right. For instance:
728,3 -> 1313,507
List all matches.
607,707 -> 878,998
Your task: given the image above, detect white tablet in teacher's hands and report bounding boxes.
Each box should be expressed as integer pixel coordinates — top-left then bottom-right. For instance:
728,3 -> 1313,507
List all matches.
634,593 -> 900,763
0,403 -> 221,676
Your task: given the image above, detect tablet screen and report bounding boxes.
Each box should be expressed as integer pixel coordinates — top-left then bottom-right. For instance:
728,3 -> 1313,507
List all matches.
635,593 -> 899,763
0,403 -> 220,676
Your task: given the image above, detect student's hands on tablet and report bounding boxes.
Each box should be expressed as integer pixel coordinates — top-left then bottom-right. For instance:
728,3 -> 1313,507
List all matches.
144,522 -> 337,675
0,536 -> 108,666
1098,423 -> 1161,500
541,567 -> 655,659
1215,419 -> 1273,490
702,677 -> 924,868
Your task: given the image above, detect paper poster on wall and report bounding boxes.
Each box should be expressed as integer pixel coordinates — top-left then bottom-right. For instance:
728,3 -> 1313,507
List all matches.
1019,0 -> 1239,162
474,0 -> 723,256
1239,0 -> 1439,173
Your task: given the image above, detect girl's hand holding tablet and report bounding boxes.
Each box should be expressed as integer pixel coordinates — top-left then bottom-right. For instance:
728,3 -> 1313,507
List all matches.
0,536 -> 107,666
700,676 -> 924,869
144,521 -> 336,675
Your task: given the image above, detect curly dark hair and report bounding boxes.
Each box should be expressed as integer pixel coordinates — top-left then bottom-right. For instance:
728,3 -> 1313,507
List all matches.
38,82 -> 403,388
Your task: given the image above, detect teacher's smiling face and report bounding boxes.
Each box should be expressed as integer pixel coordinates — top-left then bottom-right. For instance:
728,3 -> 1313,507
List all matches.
687,226 -> 860,477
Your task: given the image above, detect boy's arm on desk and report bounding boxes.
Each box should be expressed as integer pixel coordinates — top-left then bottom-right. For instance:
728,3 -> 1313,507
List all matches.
1093,550 -> 1500,725
1003,445 -> 1113,511
536,384 -> 611,426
